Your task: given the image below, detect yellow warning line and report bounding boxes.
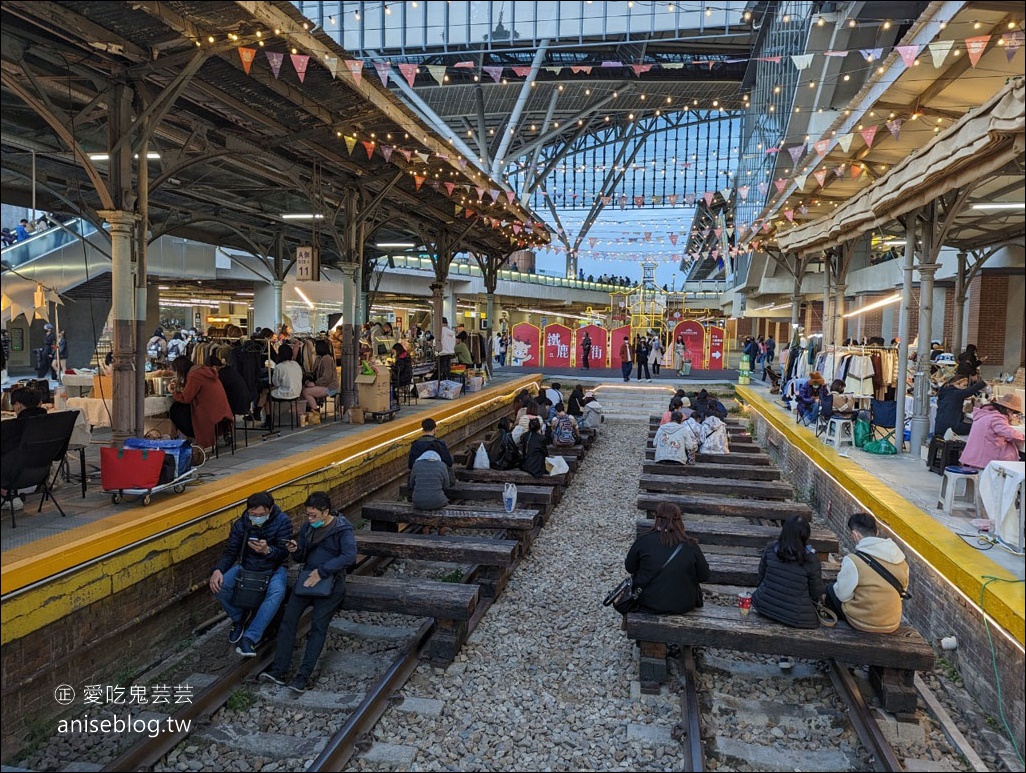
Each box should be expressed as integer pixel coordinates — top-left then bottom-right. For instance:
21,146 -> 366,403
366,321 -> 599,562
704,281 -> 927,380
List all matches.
736,385 -> 1025,647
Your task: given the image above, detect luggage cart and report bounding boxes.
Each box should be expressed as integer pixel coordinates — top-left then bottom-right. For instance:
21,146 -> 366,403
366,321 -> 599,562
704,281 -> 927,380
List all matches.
102,443 -> 205,506
365,384 -> 401,423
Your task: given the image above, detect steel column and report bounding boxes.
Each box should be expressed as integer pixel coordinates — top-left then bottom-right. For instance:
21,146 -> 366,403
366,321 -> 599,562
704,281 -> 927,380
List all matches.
99,209 -> 139,443
952,250 -> 967,355
911,261 -> 939,452
894,213 -> 918,453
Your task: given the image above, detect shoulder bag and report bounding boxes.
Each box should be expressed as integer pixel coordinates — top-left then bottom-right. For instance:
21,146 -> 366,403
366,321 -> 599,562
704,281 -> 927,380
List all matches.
854,550 -> 911,599
229,527 -> 274,609
293,568 -> 337,598
603,544 -> 683,615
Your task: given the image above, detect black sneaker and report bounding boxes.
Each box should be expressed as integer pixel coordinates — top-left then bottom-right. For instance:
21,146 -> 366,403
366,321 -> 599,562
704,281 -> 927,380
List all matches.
287,675 -> 308,694
236,638 -> 257,657
259,671 -> 286,686
228,621 -> 244,645
252,407 -> 262,422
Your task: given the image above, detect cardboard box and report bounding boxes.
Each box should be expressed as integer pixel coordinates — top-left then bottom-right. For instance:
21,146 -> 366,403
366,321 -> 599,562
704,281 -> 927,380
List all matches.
349,407 -> 365,424
356,371 -> 391,413
92,374 -> 114,399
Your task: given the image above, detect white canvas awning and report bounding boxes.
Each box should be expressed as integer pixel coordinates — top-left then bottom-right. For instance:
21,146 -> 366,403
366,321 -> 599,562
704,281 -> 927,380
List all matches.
776,76 -> 1025,255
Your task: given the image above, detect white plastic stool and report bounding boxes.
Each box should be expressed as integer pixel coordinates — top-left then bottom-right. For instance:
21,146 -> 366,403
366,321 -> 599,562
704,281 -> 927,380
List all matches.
937,466 -> 979,514
823,416 -> 855,450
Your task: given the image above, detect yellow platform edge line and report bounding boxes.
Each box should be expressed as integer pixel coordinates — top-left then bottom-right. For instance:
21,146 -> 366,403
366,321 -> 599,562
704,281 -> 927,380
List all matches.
736,385 -> 1025,646
1,375 -> 540,598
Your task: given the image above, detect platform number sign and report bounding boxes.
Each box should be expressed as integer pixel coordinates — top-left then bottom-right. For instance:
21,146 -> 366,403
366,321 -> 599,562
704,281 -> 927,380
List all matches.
296,246 -> 320,281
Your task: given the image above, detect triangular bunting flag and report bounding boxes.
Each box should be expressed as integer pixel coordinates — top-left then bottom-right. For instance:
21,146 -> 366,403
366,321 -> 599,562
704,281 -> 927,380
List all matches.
489,189 -> 500,202
929,40 -> 954,68
738,185 -> 749,201
344,136 -> 357,155
1003,31 -> 1024,61
755,56 -> 782,64
374,61 -> 391,86
794,174 -> 808,191
814,139 -> 830,156
774,179 -> 787,193
381,145 -> 393,163
644,232 -> 653,241
266,51 -> 284,79
666,194 -> 678,206
965,35 -> 991,68
837,133 -> 854,152
399,62 -> 419,87
834,163 -> 847,178
362,141 -> 375,160
238,47 -> 256,75
634,195 -> 645,207
662,62 -> 684,69
325,57 -> 339,78
444,182 -> 455,195
851,164 -> 864,179
475,187 -> 485,200
798,205 -> 808,216
824,50 -> 848,57
544,66 -> 563,74
813,170 -> 828,188
512,66 -> 532,77
720,188 -> 732,203
784,209 -> 794,222
291,54 -> 310,83
454,61 -> 475,69
630,64 -> 653,76
790,54 -> 814,70
602,196 -> 612,206
703,191 -> 715,207
416,151 -> 430,163
414,175 -> 425,191
886,118 -> 903,141
757,182 -> 768,195
483,66 -> 503,83
505,190 -> 516,203
428,64 -> 447,85
895,45 -> 921,67
787,144 -> 805,163
570,65 -> 592,74
589,237 -> 598,248
763,222 -> 773,232
601,61 -> 623,68
684,193 -> 695,205
860,48 -> 883,62
860,125 -> 878,147
399,148 -> 413,163
669,233 -> 678,245
345,59 -> 363,85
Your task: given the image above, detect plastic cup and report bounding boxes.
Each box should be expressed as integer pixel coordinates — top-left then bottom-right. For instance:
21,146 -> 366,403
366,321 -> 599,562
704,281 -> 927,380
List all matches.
738,592 -> 752,617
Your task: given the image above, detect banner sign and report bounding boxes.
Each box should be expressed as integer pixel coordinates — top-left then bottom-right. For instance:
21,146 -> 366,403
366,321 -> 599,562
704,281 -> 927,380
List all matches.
509,323 -> 541,367
543,323 -> 572,368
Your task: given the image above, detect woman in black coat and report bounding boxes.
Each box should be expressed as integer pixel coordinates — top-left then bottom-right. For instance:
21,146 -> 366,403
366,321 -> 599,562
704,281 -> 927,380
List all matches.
519,417 -> 548,478
625,502 -> 709,614
751,516 -> 824,629
933,375 -> 986,438
566,384 -> 585,417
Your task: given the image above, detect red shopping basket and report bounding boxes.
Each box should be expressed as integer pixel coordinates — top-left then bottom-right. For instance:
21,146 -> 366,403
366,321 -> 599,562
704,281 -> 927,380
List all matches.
101,447 -> 166,491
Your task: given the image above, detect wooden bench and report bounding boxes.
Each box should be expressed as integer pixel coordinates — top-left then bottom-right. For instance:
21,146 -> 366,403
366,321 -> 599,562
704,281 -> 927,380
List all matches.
625,605 -> 934,711
648,437 -> 762,454
357,531 -> 520,598
642,461 -> 780,481
361,503 -> 542,552
399,482 -> 555,518
456,450 -> 581,472
636,492 -> 812,521
635,518 -> 839,558
644,450 -> 771,466
639,473 -> 794,501
343,575 -> 480,663
455,468 -> 570,492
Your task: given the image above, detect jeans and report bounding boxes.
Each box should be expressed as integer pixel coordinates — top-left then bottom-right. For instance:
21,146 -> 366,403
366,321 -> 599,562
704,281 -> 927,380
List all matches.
621,362 -> 632,381
271,576 -> 347,679
214,565 -> 288,643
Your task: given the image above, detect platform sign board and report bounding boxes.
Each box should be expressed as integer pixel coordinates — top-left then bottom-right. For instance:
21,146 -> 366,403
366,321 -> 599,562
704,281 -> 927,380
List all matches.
672,320 -> 706,370
611,325 -> 632,369
295,246 -> 320,281
708,325 -> 726,370
574,325 -> 607,368
543,323 -> 572,368
509,322 -> 541,367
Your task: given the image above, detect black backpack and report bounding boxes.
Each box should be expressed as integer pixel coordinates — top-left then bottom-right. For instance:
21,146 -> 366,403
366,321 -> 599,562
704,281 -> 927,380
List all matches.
488,430 -> 521,470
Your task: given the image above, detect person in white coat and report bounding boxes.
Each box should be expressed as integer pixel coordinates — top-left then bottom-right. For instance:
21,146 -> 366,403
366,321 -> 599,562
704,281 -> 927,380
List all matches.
648,335 -> 663,376
653,410 -> 699,465
698,413 -> 730,455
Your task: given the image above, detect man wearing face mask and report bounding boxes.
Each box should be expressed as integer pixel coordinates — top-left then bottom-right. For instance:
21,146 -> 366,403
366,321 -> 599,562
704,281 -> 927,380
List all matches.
261,491 -> 357,693
209,491 -> 293,658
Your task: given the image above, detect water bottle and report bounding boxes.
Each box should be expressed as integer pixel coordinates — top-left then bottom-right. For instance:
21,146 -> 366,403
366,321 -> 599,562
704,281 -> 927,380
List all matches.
503,483 -> 517,513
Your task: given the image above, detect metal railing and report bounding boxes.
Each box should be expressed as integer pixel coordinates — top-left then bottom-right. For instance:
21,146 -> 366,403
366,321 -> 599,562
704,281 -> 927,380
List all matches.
381,254 -> 633,292
0,218 -> 98,270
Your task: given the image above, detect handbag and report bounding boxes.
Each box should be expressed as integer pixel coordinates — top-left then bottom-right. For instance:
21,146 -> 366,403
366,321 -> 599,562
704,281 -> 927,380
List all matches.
602,544 -> 683,615
293,568 -> 337,598
231,569 -> 272,609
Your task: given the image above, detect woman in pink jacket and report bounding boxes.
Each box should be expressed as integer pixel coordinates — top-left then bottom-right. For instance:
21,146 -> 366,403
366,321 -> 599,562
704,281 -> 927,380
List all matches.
959,393 -> 1024,469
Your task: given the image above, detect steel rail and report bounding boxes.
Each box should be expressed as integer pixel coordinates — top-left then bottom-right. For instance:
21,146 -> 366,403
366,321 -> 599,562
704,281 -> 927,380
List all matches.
678,646 -> 705,772
827,660 -> 904,773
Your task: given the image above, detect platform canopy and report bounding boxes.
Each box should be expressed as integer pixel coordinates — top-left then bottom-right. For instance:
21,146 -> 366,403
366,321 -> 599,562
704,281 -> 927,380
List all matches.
0,1 -> 548,265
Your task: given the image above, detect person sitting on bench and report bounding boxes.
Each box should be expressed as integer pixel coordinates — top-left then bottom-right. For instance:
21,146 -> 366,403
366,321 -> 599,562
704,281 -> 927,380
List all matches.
752,516 -> 825,629
625,502 -> 709,614
653,410 -> 698,465
698,412 -> 730,455
407,418 -> 453,469
408,449 -> 455,511
826,512 -> 909,633
519,418 -> 548,478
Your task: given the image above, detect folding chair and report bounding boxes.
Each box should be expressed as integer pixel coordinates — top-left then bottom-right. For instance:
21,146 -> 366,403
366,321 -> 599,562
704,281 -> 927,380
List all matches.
869,399 -> 908,451
1,410 -> 80,527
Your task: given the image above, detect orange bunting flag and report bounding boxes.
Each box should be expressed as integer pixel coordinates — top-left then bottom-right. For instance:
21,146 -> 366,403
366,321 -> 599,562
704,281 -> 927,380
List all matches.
813,170 -> 828,188
414,175 -> 425,191
345,59 -> 363,85
238,47 -> 257,75
362,141 -> 375,159
965,35 -> 990,68
814,139 -> 830,156
851,164 -> 864,179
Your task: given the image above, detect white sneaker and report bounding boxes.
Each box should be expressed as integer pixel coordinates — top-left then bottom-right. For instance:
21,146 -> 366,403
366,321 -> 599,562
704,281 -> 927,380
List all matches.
647,379 -> 653,383
9,497 -> 24,511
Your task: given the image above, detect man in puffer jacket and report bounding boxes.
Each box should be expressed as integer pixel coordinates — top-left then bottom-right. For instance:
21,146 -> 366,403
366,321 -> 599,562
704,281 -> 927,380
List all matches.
408,449 -> 455,510
653,410 -> 699,465
827,512 -> 909,633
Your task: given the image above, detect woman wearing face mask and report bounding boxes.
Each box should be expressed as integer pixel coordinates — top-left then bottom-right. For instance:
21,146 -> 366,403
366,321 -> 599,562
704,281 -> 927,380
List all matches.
261,492 -> 357,694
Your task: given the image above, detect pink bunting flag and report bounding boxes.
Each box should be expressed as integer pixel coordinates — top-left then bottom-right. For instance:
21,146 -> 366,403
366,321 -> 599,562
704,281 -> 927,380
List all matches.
380,145 -> 393,163
570,65 -> 592,74
738,185 -> 749,201
763,222 -> 773,232
895,45 -> 921,67
860,125 -> 878,148
291,54 -> 310,83
633,195 -> 645,207
813,170 -> 828,188
684,193 -> 695,205
483,66 -> 503,83
443,182 -> 455,195
345,59 -> 363,85
399,148 -> 413,163
238,47 -> 256,75
787,144 -> 805,163
668,194 -> 679,206
754,56 -> 781,64
454,61 -> 475,69
669,233 -> 678,245
703,191 -> 715,207
630,64 -> 652,76
266,51 -> 284,79
475,187 -> 485,200
362,141 -> 375,159
814,139 -> 830,156
399,63 -> 419,87
504,191 -> 514,204
512,66 -> 532,77
413,175 -> 425,191
374,61 -> 391,86
512,223 -> 522,235
589,237 -> 598,248
886,118 -> 903,141
965,35 -> 991,68
823,50 -> 848,57
774,179 -> 787,193
344,136 -> 357,155
1003,31 -> 1024,61
644,232 -> 653,241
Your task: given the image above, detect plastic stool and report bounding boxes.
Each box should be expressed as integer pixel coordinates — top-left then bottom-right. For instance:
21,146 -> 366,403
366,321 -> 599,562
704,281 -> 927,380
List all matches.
823,417 -> 855,450
937,466 -> 979,514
